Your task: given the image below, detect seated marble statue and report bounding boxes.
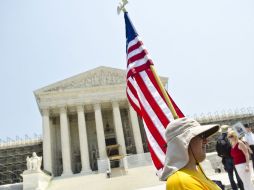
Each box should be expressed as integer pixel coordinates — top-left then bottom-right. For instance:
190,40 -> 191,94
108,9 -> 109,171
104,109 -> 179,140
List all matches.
26,152 -> 42,171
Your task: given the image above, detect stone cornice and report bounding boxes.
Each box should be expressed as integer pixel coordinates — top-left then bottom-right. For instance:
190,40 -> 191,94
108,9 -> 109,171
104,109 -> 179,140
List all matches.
36,83 -> 126,97
36,83 -> 125,107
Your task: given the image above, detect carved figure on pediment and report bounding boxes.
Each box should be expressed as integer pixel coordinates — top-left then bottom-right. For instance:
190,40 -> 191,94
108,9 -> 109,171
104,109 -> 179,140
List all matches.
44,69 -> 127,91
110,74 -> 114,84
98,74 -> 103,85
90,74 -> 94,85
116,73 -> 125,83
105,72 -> 113,84
112,74 -> 118,84
86,77 -> 92,87
92,73 -> 99,86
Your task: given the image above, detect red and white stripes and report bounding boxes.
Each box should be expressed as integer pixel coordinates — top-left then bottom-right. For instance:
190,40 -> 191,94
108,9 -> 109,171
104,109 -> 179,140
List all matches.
126,36 -> 184,171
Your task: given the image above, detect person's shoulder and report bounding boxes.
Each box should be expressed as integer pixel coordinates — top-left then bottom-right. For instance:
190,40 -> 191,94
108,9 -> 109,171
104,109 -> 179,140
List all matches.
217,134 -> 224,140
166,171 -> 182,189
167,170 -> 221,190
217,133 -> 227,141
237,140 -> 248,150
166,170 -> 191,189
238,140 -> 245,146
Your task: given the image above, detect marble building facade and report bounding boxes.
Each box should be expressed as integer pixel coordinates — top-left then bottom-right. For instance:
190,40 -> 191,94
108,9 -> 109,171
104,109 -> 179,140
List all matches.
34,66 -> 167,177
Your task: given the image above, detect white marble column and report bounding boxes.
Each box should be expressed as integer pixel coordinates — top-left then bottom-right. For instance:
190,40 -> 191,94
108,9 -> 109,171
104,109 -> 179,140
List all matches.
60,107 -> 73,176
42,109 -> 53,174
112,101 -> 126,155
129,105 -> 144,154
77,106 -> 92,174
94,103 -> 107,159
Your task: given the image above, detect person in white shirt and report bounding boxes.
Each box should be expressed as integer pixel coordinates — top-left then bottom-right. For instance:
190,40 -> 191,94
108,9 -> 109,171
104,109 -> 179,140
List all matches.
243,124 -> 254,169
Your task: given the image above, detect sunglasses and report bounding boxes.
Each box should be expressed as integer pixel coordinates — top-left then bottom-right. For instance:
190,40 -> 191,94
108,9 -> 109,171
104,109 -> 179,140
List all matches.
228,135 -> 234,139
198,133 -> 207,140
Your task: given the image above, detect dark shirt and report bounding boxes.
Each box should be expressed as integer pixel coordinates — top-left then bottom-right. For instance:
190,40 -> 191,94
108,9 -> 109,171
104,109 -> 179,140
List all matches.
216,133 -> 232,158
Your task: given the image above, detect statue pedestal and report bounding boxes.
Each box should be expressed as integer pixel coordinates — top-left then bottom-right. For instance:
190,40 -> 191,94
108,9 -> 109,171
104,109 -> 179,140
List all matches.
22,170 -> 52,190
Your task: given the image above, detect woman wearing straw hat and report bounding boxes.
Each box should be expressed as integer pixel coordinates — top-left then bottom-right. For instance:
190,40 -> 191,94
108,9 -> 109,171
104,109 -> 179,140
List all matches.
159,117 -> 221,190
228,130 -> 254,190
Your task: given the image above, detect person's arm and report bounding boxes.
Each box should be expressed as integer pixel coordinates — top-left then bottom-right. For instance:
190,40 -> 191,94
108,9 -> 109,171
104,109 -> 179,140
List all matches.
242,140 -> 253,154
238,140 -> 250,171
215,142 -> 222,157
242,135 -> 246,142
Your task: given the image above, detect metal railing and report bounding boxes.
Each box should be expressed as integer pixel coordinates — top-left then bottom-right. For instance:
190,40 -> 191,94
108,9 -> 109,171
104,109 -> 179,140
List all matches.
191,107 -> 254,123
0,134 -> 42,149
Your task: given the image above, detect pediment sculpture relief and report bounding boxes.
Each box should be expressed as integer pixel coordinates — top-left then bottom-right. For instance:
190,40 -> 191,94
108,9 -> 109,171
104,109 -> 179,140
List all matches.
46,69 -> 126,92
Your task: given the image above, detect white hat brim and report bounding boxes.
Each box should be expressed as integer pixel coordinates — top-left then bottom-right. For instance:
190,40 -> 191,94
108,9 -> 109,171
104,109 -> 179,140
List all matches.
159,123 -> 219,181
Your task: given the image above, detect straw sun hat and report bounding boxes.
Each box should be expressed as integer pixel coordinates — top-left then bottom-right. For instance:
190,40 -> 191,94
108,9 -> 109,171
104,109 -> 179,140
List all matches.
159,117 -> 219,181
219,125 -> 231,133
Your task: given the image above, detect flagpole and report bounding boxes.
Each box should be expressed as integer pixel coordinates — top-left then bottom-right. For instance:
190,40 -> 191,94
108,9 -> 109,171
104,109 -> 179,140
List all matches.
150,65 -> 179,119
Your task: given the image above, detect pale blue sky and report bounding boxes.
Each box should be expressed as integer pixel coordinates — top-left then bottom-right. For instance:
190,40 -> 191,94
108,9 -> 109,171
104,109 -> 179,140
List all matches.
0,0 -> 253,140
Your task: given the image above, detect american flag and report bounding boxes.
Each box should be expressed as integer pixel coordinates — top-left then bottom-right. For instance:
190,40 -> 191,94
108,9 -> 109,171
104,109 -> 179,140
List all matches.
124,12 -> 184,174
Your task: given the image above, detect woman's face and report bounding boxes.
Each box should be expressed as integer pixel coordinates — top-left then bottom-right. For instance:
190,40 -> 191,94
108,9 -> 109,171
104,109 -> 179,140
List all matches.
189,134 -> 208,163
228,134 -> 237,143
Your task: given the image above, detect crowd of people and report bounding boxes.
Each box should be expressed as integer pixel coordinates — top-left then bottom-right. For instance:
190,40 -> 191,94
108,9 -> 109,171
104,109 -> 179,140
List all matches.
216,124 -> 254,190
163,117 -> 254,190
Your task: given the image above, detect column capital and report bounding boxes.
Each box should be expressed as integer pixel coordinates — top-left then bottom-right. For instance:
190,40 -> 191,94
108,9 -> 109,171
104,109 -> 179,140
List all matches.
77,105 -> 84,113
59,106 -> 67,114
112,101 -> 119,108
93,103 -> 101,110
42,108 -> 49,116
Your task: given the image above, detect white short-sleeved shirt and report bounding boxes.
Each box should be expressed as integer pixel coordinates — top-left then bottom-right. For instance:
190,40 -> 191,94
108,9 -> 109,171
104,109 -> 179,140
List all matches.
244,132 -> 254,145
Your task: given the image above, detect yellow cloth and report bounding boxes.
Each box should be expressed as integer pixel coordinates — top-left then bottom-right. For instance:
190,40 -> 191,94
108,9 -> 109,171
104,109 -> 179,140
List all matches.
166,168 -> 221,190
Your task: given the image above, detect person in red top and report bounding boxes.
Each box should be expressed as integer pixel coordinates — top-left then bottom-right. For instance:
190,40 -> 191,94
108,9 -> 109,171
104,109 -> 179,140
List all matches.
228,130 -> 254,190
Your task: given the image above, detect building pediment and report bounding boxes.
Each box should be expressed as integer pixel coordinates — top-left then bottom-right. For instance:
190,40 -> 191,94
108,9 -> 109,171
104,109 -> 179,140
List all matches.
35,66 -> 126,93
34,66 -> 169,111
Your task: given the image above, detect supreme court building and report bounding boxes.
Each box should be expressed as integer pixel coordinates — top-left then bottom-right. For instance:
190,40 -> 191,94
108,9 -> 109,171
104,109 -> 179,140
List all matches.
34,66 -> 168,177
1,66 -> 253,190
